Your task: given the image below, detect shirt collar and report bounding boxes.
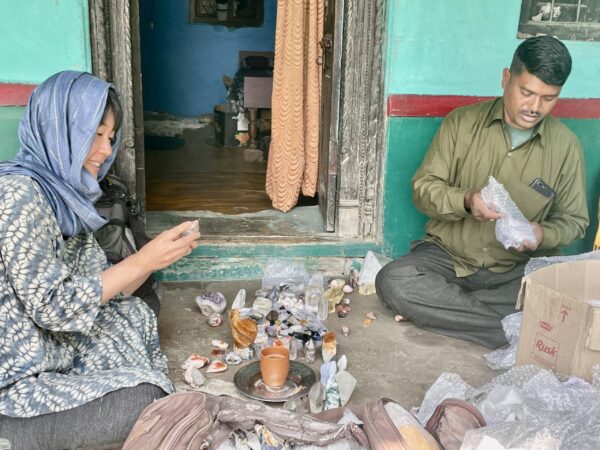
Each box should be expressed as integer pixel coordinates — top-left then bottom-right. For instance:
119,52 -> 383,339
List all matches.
485,97 -> 551,148
484,98 -> 505,128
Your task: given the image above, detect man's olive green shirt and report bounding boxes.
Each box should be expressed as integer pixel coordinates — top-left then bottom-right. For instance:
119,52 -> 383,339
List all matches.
412,98 -> 589,277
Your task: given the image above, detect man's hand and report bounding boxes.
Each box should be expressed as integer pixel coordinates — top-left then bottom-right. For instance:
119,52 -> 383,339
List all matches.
516,222 -> 544,252
464,191 -> 503,222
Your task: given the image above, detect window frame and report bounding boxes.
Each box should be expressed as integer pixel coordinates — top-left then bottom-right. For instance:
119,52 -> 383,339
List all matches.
518,0 -> 600,41
190,0 -> 264,28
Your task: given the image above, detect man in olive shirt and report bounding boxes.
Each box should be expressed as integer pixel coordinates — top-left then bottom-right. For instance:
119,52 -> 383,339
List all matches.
376,36 -> 589,349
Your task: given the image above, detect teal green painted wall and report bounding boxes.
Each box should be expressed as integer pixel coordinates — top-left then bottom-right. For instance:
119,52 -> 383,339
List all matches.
0,1 -> 91,161
383,118 -> 438,258
385,0 -> 600,98
564,119 -> 600,253
0,107 -> 23,160
383,117 -> 600,258
0,1 -> 91,83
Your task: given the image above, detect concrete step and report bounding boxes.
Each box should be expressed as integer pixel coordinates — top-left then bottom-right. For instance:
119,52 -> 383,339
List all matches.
156,240 -> 382,281
147,209 -> 384,281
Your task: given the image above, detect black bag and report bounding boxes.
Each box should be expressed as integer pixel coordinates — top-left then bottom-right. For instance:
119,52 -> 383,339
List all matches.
94,174 -> 163,316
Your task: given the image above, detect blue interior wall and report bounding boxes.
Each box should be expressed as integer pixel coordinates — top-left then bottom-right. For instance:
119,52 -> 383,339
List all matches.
139,0 -> 277,117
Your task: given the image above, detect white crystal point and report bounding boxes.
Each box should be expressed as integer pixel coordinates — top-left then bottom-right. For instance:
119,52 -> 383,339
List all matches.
309,382 -> 325,413
231,288 -> 246,310
336,370 -> 357,407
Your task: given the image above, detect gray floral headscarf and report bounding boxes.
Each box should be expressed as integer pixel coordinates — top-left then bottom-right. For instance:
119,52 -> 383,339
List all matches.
0,71 -> 121,236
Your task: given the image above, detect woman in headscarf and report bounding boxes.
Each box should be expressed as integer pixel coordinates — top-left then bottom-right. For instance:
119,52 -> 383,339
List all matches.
0,71 -> 200,449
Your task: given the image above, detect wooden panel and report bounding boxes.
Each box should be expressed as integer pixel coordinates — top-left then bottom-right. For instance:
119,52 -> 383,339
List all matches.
89,0 -> 140,210
239,50 -> 274,68
337,0 -> 386,238
243,77 -> 273,109
318,0 -> 343,232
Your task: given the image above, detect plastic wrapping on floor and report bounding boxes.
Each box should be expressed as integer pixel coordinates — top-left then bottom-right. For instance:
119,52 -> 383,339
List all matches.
416,365 -> 600,450
484,312 -> 522,370
523,250 -> 600,275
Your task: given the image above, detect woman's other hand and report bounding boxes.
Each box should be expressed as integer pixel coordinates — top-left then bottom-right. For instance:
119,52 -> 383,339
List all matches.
100,220 -> 200,303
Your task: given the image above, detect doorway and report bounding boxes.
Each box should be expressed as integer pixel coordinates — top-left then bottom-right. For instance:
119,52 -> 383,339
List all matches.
140,0 -> 330,238
88,0 -> 386,243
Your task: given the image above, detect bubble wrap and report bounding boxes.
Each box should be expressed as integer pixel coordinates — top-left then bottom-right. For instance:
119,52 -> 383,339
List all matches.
415,373 -> 477,424
480,176 -> 537,250
524,250 -> 600,276
484,312 -> 522,370
416,365 -> 600,449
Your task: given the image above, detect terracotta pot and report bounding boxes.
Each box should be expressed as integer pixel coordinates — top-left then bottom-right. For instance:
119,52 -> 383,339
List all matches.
260,346 -> 290,388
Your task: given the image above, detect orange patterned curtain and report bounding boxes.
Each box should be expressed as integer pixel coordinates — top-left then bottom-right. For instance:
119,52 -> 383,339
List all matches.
265,0 -> 324,212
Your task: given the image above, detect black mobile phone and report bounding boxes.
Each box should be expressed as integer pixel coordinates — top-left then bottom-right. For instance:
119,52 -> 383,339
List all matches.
529,178 -> 555,199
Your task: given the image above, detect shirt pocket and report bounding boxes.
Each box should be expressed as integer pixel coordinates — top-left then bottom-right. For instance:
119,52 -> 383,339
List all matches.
504,179 -> 552,221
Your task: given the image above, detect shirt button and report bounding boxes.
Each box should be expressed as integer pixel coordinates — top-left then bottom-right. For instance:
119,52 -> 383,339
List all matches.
483,248 -> 488,252
507,152 -> 512,157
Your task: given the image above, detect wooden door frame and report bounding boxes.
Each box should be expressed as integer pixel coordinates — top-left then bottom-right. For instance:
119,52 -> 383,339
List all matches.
88,0 -> 146,212
335,0 -> 386,239
88,0 -> 386,241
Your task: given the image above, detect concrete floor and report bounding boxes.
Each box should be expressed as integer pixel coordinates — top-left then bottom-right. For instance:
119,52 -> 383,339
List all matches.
158,280 -> 499,410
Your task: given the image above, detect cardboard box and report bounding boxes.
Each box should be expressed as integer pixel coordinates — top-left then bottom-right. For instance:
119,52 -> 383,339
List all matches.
516,260 -> 600,382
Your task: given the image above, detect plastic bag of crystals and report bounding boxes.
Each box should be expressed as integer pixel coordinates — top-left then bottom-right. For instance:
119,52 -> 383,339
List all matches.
261,259 -> 310,291
480,176 -> 537,250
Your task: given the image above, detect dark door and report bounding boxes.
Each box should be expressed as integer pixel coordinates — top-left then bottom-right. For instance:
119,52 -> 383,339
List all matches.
318,0 -> 343,231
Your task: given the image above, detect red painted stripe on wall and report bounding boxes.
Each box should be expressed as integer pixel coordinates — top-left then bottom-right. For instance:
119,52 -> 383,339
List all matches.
387,94 -> 600,119
0,83 -> 37,106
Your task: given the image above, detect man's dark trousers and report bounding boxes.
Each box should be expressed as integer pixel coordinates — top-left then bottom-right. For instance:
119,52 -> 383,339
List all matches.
376,242 -> 525,349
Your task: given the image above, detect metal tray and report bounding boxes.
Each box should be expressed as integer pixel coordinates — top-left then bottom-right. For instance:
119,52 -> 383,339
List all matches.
233,360 -> 316,403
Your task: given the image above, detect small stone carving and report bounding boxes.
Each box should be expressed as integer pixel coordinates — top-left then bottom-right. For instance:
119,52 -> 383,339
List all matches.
349,268 -> 359,288
211,339 -> 229,350
229,308 -> 258,348
181,354 -> 209,370
322,331 -> 337,363
206,360 -> 228,373
195,292 -> 227,316
208,313 -> 223,327
184,367 -> 206,388
304,339 -> 316,364
225,351 -> 242,365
